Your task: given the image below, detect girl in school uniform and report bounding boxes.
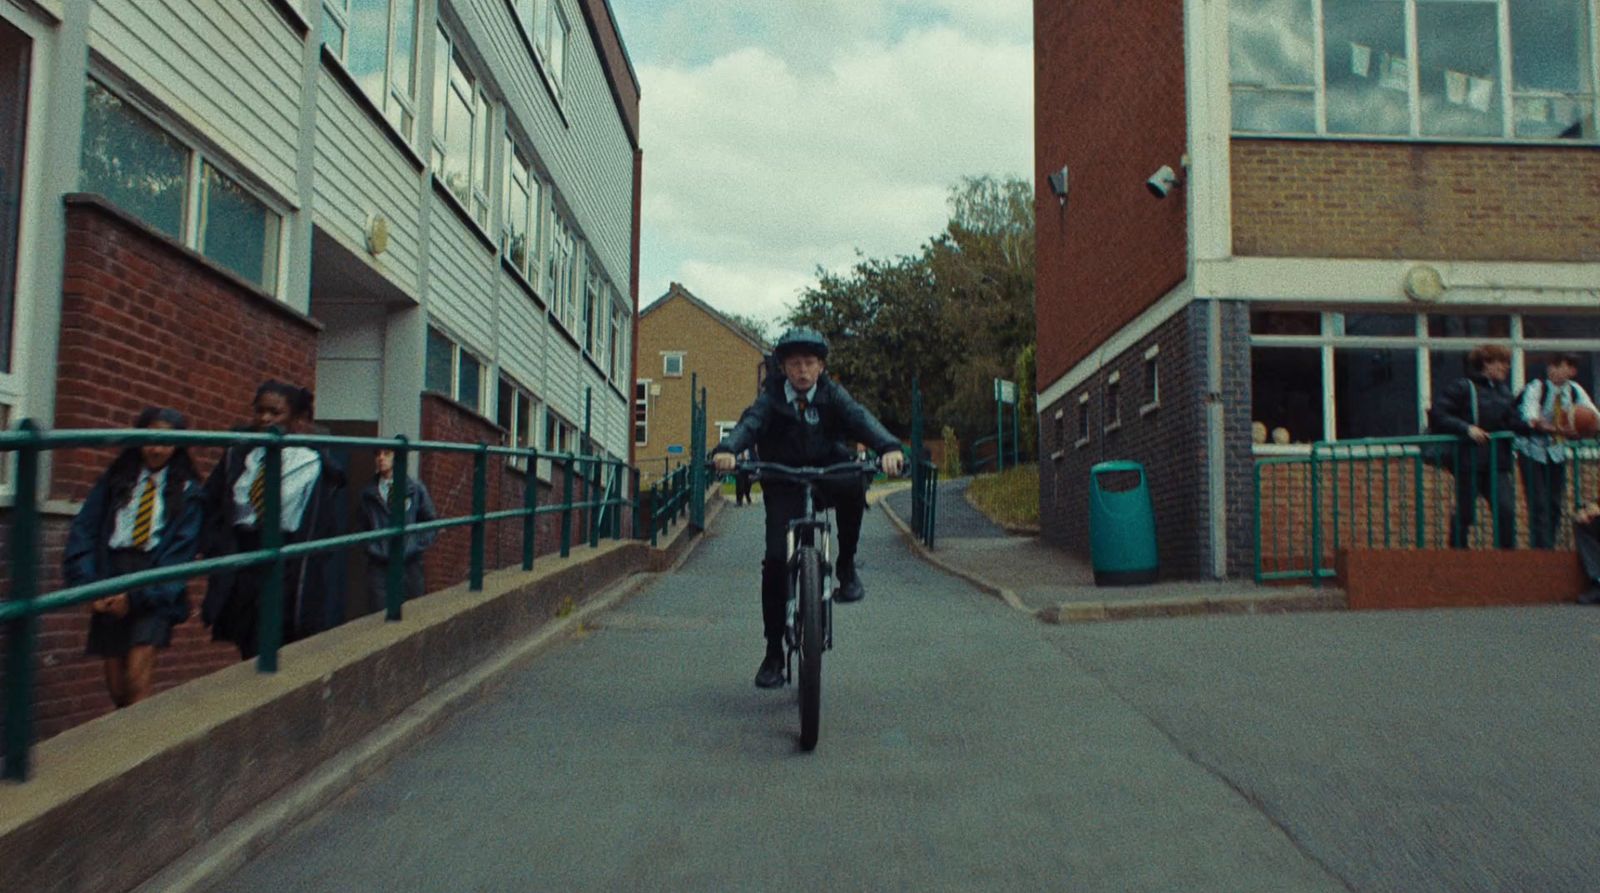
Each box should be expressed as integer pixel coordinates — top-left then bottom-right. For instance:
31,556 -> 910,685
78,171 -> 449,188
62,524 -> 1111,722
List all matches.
63,407 -> 204,708
200,381 -> 347,659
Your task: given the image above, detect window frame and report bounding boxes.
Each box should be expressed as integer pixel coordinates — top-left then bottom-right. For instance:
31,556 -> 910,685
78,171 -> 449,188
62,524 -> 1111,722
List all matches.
500,131 -> 545,285
634,379 -> 650,445
1141,346 -> 1161,414
425,325 -> 488,415
1229,0 -> 1600,144
323,0 -> 422,142
1104,372 -> 1122,432
663,351 -> 685,378
497,373 -> 540,470
81,75 -> 286,295
1075,393 -> 1091,449
431,25 -> 495,228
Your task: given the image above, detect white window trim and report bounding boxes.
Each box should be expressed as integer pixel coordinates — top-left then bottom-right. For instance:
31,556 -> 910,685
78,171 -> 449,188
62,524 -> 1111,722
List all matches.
431,25 -> 495,231
1075,392 -> 1092,448
663,351 -> 685,378
323,0 -> 422,142
84,74 -> 288,298
497,373 -> 539,470
1140,349 -> 1161,416
634,379 -> 650,446
1229,0 -> 1600,145
0,6 -> 51,443
1104,377 -> 1122,433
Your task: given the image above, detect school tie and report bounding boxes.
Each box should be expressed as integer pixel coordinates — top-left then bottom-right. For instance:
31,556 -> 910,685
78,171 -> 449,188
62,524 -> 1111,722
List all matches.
249,461 -> 267,519
131,476 -> 157,550
1556,387 -> 1571,434
794,396 -> 808,414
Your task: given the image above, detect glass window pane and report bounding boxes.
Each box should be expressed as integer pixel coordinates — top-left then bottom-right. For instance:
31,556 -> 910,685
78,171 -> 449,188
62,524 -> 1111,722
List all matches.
425,328 -> 453,393
390,0 -> 418,98
1251,310 -> 1321,336
444,79 -> 473,207
1428,349 -> 1476,401
1524,315 -> 1600,340
1233,89 -> 1317,133
432,28 -> 449,147
1324,0 -> 1410,135
199,162 -> 279,291
1335,347 -> 1419,438
549,7 -> 568,85
1427,314 -> 1510,338
324,15 -> 347,58
534,0 -> 550,55
1511,0 -> 1594,139
518,393 -> 534,447
1252,347 -> 1324,444
80,80 -> 188,240
458,350 -> 482,411
346,0 -> 389,105
497,377 -> 514,431
1342,313 -> 1416,337
1418,2 -> 1502,138
0,21 -> 29,374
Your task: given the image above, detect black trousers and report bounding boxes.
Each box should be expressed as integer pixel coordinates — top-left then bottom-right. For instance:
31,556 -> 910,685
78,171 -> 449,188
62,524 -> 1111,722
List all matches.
1519,458 -> 1567,550
758,478 -> 866,645
1451,466 -> 1516,550
1576,518 -> 1600,585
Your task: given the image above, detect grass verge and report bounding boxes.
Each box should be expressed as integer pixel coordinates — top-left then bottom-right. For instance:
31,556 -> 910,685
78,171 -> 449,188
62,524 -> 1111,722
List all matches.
966,464 -> 1040,529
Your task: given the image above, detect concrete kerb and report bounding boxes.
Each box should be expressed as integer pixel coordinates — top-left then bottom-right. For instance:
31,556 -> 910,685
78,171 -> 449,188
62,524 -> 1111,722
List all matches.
0,496 -> 723,893
876,497 -> 1347,624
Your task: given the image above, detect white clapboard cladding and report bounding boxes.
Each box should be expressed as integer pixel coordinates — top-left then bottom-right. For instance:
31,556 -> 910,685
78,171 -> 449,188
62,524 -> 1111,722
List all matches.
312,78 -> 423,294
498,274 -> 550,392
452,0 -> 634,293
427,193 -> 498,360
89,0 -> 302,203
543,324 -> 586,429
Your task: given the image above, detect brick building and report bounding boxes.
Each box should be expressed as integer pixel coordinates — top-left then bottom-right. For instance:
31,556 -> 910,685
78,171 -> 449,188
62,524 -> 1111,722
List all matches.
635,283 -> 769,481
0,0 -> 639,741
1034,0 -> 1600,580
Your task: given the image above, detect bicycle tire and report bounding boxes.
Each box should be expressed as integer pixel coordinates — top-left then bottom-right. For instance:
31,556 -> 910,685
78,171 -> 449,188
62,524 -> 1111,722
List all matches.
796,546 -> 823,751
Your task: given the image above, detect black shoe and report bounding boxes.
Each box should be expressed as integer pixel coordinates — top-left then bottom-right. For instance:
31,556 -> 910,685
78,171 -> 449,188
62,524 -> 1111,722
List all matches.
835,574 -> 865,604
754,652 -> 786,688
1580,585 -> 1600,606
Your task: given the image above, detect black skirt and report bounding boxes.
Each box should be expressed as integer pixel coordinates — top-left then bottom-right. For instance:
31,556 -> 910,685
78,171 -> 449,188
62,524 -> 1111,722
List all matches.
85,549 -> 173,657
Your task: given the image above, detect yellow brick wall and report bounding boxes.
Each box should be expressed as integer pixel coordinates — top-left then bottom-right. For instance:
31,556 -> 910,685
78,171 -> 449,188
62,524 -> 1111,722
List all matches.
1232,139 -> 1600,261
636,294 -> 766,478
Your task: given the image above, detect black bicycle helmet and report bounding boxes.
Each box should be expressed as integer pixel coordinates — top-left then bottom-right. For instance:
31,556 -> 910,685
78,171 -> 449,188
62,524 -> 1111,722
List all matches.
773,326 -> 829,361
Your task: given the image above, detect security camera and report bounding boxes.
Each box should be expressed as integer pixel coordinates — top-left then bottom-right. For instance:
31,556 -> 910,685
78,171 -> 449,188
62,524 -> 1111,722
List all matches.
1047,166 -> 1069,199
1146,165 -> 1181,198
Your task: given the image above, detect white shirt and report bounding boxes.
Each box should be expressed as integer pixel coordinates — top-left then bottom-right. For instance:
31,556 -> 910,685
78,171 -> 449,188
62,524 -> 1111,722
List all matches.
783,381 -> 819,424
108,466 -> 168,551
232,446 -> 322,531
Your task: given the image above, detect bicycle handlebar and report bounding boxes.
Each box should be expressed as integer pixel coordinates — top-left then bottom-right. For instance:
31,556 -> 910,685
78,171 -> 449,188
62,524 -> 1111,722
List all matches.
717,459 -> 884,482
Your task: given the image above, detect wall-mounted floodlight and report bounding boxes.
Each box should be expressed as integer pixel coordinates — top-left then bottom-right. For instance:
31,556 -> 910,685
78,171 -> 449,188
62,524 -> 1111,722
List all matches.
1047,166 -> 1069,204
1146,165 -> 1181,198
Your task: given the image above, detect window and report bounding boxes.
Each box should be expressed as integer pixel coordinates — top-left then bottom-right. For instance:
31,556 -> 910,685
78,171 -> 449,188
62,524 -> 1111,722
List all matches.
1252,346 -> 1325,444
432,27 -> 493,225
1105,374 -> 1121,431
663,352 -> 684,378
1076,394 -> 1091,446
545,210 -> 579,331
540,409 -> 575,480
612,304 -> 630,381
583,266 -> 600,354
80,79 -> 282,291
501,135 -> 543,282
497,374 -> 539,469
425,326 -> 486,413
609,300 -> 625,380
1141,348 -> 1160,411
1052,408 -> 1066,458
324,0 -> 421,140
511,0 -> 569,92
0,20 -> 30,375
1231,0 -> 1598,141
634,380 -> 649,445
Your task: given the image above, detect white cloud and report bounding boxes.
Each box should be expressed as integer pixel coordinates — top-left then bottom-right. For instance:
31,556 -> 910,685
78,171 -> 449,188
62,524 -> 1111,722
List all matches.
622,2 -> 1033,325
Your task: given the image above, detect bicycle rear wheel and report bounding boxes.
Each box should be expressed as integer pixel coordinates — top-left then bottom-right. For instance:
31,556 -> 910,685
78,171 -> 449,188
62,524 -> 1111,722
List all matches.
795,546 -> 823,751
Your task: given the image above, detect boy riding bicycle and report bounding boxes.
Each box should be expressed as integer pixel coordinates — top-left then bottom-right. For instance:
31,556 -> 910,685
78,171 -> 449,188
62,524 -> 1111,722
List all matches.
711,327 -> 905,688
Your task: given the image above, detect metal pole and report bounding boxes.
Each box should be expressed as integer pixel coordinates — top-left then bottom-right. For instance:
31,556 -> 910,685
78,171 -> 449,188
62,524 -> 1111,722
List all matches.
470,443 -> 487,591
522,449 -> 539,571
258,429 -> 285,673
996,383 -> 1005,473
385,436 -> 409,621
3,421 -> 41,780
1012,401 -> 1020,467
561,455 -> 574,558
588,458 -> 601,549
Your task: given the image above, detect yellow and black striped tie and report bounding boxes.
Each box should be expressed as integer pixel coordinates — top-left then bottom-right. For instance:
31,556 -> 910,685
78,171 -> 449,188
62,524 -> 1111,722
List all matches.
249,463 -> 267,519
131,476 -> 157,550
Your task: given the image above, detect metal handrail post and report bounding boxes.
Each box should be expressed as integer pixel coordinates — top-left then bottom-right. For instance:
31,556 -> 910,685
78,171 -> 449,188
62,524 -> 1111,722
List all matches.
588,459 -> 602,549
522,450 -> 539,571
649,480 -> 661,548
560,455 -> 574,558
3,421 -> 42,780
385,436 -> 409,621
469,443 -> 487,592
257,430 -> 285,673
631,469 -> 642,541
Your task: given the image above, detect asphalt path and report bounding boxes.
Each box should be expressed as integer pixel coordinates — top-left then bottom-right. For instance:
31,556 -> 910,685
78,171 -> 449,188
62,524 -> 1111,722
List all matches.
212,501 -> 1341,892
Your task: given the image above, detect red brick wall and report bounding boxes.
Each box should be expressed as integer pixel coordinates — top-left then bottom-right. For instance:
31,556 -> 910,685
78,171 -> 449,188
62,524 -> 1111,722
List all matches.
1232,140 -> 1600,261
418,393 -> 612,595
2,195 -> 321,748
1034,0 -> 1189,387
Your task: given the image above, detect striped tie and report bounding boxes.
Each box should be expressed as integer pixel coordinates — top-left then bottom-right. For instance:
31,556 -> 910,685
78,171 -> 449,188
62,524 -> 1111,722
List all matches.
131,476 -> 157,550
249,462 -> 267,519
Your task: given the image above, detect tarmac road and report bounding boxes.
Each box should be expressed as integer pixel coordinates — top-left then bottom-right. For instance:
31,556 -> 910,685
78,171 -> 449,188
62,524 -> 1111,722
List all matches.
211,498 -> 1600,891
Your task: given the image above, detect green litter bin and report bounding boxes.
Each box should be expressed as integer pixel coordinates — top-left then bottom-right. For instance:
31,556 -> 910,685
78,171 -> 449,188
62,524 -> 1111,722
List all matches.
1089,460 -> 1158,585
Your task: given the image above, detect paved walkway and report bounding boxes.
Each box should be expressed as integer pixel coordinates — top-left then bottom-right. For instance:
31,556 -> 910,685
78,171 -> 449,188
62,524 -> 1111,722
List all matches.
881,478 -> 1341,622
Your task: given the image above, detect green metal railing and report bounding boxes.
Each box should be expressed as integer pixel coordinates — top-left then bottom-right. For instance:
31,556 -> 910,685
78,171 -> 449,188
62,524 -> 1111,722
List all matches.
1253,432 -> 1600,584
909,379 -> 940,548
0,423 -> 648,782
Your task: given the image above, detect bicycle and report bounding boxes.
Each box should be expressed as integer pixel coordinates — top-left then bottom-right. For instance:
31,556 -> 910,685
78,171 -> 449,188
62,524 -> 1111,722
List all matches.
733,458 -> 878,751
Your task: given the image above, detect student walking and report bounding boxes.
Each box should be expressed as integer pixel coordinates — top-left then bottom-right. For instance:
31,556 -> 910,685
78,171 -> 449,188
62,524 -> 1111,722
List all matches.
1518,354 -> 1596,548
63,407 -> 204,708
200,381 -> 347,659
358,446 -> 438,605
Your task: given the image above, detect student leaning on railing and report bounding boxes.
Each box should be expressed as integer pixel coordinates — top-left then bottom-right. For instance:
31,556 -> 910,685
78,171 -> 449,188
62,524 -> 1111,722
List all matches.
1426,344 -> 1530,550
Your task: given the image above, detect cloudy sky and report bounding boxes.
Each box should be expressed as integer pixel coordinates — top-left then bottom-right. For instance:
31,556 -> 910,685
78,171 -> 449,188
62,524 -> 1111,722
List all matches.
607,0 -> 1034,331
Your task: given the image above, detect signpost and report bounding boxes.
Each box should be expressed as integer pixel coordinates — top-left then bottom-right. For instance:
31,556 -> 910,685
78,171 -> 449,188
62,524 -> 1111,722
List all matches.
993,378 -> 1019,472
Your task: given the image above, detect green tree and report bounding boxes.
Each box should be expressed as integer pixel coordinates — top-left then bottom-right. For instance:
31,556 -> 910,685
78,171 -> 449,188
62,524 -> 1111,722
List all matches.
722,311 -> 773,346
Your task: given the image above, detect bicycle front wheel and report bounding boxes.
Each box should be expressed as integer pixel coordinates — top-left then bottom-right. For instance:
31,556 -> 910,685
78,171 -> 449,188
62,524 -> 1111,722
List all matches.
796,546 -> 823,751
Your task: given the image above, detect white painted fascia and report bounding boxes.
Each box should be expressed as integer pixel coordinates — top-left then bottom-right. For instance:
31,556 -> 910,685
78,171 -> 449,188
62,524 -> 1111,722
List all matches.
1037,280 -> 1195,414
1194,257 -> 1600,306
